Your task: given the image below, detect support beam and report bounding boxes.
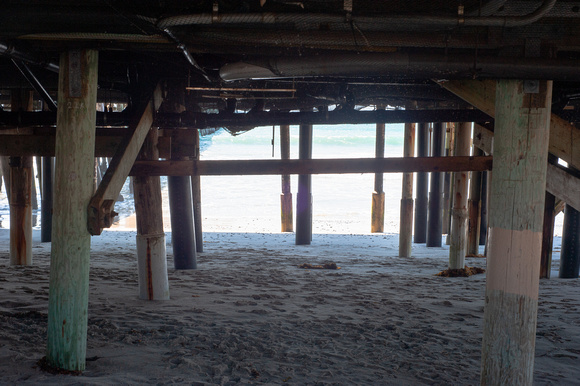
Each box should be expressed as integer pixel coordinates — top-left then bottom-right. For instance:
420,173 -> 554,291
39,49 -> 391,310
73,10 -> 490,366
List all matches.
133,128 -> 170,299
467,147 -> 483,255
41,157 -> 53,242
191,129 -> 204,252
559,204 -> 580,278
47,49 -> 98,372
414,123 -> 429,243
296,123 -> 313,245
280,124 -> 293,232
0,156 -> 10,201
449,122 -> 471,269
481,79 -> 552,384
9,156 -> 33,265
540,191 -> 556,279
479,170 -> 488,246
87,82 -> 163,235
372,122 -> 385,233
442,123 -> 453,235
131,156 -> 492,177
399,120 -> 415,256
440,79 -> 580,170
426,122 -> 444,247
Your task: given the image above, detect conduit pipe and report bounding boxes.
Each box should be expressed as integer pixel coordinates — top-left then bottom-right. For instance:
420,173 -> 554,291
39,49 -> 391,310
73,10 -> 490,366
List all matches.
158,0 -> 554,29
220,52 -> 580,82
11,59 -> 58,112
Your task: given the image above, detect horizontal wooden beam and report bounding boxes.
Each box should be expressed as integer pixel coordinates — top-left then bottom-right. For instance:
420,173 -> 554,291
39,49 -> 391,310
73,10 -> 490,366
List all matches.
0,134 -> 173,158
130,156 -> 493,177
0,108 -> 492,129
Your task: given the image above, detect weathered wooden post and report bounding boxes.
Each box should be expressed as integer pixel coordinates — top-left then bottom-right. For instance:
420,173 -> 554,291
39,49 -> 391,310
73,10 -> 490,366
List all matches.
280,124 -> 293,232
442,123 -> 453,235
372,121 -> 385,233
467,147 -> 483,254
481,79 -> 552,384
133,128 -> 170,300
47,49 -> 98,371
41,157 -> 54,242
448,122 -> 471,269
0,157 -> 10,201
9,156 -> 33,265
296,123 -> 313,245
399,119 -> 415,257
414,122 -> 429,243
426,122 -> 444,247
191,129 -> 203,252
559,203 -> 580,278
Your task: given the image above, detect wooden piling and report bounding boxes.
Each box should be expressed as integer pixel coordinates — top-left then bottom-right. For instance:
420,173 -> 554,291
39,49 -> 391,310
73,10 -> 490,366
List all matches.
467,147 -> 483,255
448,122 -> 471,269
47,49 -> 98,371
399,119 -> 415,257
479,170 -> 488,246
296,123 -> 313,245
0,156 -> 10,201
134,128 -> 169,300
481,80 -> 552,384
280,125 -> 293,232
414,122 -> 429,243
191,129 -> 203,252
442,123 -> 453,235
426,122 -> 444,247
41,157 -> 54,242
559,203 -> 580,278
372,122 -> 386,233
9,156 -> 33,265
168,127 -> 197,269
540,191 -> 556,279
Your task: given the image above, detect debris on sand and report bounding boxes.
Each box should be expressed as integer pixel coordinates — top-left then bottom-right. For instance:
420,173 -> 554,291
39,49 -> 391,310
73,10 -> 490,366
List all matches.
436,266 -> 485,277
298,263 -> 341,270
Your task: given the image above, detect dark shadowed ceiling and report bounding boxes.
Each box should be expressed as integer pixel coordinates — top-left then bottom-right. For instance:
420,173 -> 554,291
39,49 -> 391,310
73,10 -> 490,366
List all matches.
1,0 -> 580,117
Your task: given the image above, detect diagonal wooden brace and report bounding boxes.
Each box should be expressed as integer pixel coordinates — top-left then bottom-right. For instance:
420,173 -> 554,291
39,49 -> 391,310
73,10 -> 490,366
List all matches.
88,83 -> 163,235
442,81 -> 580,213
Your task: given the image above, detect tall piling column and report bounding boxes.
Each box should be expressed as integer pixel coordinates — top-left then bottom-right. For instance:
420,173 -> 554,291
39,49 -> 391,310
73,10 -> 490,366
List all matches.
133,128 -> 170,300
168,128 -> 197,269
559,202 -> 580,278
41,157 -> 54,242
399,119 -> 415,257
467,147 -> 483,254
414,122 -> 429,243
442,123 -> 453,235
479,170 -> 489,246
481,79 -> 552,384
372,121 -> 386,233
280,125 -> 293,232
9,156 -> 33,265
296,123 -> 313,245
47,49 -> 99,371
426,122 -> 444,247
540,191 -> 556,279
448,122 -> 471,269
191,129 -> 203,252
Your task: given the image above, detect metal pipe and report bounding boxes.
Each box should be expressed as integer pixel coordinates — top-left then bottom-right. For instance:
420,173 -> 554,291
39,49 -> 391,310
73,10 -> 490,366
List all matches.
11,59 -> 58,112
0,42 -> 59,73
426,122 -> 445,247
220,50 -> 576,82
159,0 -> 554,29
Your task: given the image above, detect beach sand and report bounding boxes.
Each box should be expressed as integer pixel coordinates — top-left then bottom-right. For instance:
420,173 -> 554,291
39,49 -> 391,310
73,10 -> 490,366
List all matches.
1,225 -> 579,385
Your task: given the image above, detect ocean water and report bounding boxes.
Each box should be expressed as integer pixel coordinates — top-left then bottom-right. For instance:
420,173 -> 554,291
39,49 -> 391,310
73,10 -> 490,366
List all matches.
0,124 -> 564,236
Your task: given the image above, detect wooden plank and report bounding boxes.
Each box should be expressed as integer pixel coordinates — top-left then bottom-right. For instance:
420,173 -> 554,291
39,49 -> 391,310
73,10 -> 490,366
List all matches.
440,79 -> 580,170
130,156 -> 493,177
481,80 -> 552,385
88,83 -> 163,235
47,49 -> 98,372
